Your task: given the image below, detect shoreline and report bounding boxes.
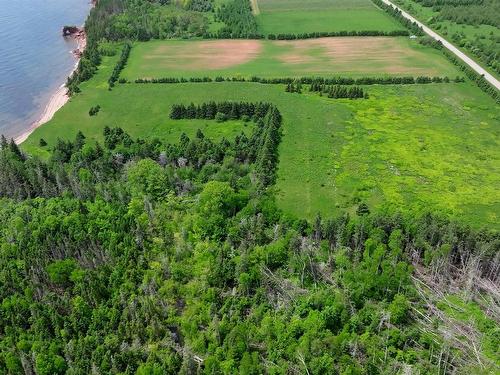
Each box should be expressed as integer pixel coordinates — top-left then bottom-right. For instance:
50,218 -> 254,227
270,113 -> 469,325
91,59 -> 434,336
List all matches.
14,29 -> 87,145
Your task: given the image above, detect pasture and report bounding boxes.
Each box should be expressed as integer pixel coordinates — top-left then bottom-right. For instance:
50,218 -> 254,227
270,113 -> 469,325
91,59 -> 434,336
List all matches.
23,54 -> 500,227
254,0 -> 404,34
122,37 -> 460,79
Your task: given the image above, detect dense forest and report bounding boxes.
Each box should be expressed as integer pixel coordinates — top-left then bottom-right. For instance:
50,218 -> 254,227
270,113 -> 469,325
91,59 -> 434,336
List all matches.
215,0 -> 260,38
0,119 -> 499,373
1,0 -> 499,373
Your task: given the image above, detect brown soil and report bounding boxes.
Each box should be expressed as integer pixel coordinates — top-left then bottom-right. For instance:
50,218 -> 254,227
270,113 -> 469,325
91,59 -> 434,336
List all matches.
275,37 -> 431,74
145,40 -> 263,71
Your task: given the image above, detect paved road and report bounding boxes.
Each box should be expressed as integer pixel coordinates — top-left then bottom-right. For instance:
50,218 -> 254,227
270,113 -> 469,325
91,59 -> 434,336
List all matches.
381,0 -> 500,91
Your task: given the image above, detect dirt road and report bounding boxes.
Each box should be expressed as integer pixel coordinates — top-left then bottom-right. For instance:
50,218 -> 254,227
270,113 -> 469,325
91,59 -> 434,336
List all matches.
381,0 -> 500,91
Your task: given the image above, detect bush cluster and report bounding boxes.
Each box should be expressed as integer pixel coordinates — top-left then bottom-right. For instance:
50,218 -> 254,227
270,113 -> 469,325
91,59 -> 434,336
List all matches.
88,105 -> 101,116
309,84 -> 367,99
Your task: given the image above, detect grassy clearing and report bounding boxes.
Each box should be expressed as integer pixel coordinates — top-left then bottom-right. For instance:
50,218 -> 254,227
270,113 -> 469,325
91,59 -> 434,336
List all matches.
255,0 -> 403,34
122,37 -> 461,79
23,56 -> 500,227
278,83 -> 500,227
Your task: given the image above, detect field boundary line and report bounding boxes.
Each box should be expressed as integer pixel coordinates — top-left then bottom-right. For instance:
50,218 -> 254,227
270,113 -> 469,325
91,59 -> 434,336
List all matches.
250,0 -> 260,15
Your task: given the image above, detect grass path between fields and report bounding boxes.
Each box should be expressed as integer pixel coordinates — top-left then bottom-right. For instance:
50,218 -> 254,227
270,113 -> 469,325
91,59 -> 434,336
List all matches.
250,0 -> 260,15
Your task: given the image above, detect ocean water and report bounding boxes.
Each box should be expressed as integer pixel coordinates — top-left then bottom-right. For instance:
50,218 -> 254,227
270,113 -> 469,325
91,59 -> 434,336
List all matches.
0,0 -> 91,139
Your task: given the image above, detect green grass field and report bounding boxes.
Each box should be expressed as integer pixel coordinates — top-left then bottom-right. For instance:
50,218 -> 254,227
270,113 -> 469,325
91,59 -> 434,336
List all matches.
254,0 -> 403,34
24,53 -> 500,227
122,37 -> 461,79
24,57 -> 250,156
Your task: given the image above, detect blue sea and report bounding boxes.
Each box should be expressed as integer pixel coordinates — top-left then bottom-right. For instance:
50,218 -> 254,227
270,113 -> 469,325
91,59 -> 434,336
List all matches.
0,0 -> 91,139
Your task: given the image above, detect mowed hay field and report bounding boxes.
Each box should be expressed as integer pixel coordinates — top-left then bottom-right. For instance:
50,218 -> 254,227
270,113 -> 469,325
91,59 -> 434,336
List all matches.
24,55 -> 500,227
122,38 -> 460,79
254,0 -> 403,34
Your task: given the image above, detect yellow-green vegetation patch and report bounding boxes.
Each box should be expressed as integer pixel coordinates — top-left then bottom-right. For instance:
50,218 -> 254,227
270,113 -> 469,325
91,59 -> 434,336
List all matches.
123,37 -> 461,79
255,0 -> 404,34
310,85 -> 500,223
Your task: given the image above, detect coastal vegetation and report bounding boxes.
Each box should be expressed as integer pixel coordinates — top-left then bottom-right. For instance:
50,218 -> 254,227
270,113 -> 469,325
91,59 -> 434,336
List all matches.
1,0 -> 499,373
67,0 -> 214,94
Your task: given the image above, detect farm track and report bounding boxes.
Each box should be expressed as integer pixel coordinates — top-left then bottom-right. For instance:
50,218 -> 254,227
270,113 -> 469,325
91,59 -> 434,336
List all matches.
250,0 -> 260,15
381,0 -> 500,91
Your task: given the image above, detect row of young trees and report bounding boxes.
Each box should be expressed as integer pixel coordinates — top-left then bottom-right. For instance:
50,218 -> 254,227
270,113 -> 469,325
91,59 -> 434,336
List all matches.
309,84 -> 368,99
203,29 -> 411,40
372,0 -> 424,35
413,0 -> 481,6
285,82 -> 303,93
372,0 -> 499,102
170,101 -> 273,121
444,47 -> 500,102
108,42 -> 131,88
134,75 -> 459,85
267,29 -> 409,40
406,0 -> 499,75
419,37 -> 499,102
449,31 -> 499,75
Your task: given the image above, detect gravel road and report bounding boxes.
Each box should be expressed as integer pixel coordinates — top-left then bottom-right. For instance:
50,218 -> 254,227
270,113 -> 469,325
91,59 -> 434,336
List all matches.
381,0 -> 500,90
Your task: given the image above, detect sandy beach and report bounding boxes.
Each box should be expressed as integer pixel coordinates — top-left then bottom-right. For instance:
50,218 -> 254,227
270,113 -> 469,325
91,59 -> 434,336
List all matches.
14,31 -> 86,145
14,84 -> 70,144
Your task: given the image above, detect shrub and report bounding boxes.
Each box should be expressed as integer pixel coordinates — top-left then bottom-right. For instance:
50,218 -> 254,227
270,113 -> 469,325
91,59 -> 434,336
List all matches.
89,105 -> 101,116
46,259 -> 78,287
215,112 -> 228,122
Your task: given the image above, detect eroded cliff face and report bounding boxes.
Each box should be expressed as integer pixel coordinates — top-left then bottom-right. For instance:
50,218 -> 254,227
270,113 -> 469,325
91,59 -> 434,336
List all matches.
62,25 -> 80,36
